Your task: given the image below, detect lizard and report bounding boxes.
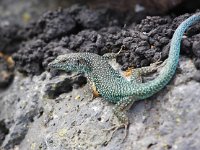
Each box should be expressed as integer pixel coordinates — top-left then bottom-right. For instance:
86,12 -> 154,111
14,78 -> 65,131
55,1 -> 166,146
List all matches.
48,13 -> 200,141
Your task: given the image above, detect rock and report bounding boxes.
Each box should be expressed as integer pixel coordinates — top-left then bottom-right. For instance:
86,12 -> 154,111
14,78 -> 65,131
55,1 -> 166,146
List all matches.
181,38 -> 192,55
192,41 -> 200,57
0,120 -> 9,146
1,57 -> 199,149
194,58 -> 200,70
193,71 -> 200,82
44,73 -> 87,99
1,5 -> 200,149
0,75 -> 43,149
0,54 -> 14,88
0,22 -> 22,54
12,8 -> 200,77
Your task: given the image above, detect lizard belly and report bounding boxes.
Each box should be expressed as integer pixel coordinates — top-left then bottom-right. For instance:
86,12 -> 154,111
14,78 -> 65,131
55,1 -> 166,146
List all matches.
95,82 -> 124,103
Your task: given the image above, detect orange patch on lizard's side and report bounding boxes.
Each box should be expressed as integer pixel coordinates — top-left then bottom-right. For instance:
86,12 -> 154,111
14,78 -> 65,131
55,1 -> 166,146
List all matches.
91,82 -> 100,98
90,67 -> 134,98
123,67 -> 133,77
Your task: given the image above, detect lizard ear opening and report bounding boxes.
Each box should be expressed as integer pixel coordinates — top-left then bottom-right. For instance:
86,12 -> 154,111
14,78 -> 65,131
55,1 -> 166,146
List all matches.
78,58 -> 92,72
77,58 -> 87,65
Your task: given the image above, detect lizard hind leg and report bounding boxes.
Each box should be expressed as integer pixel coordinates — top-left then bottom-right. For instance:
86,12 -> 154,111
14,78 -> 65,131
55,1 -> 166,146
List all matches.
104,97 -> 135,143
130,60 -> 164,83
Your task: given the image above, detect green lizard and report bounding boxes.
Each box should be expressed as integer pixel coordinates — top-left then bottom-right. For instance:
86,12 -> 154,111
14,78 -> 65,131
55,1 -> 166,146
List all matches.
48,13 -> 200,141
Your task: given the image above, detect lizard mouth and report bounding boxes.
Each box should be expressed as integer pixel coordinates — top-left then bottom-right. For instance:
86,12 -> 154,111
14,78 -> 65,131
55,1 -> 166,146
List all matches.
48,61 -> 63,69
48,61 -> 56,68
48,60 -> 71,71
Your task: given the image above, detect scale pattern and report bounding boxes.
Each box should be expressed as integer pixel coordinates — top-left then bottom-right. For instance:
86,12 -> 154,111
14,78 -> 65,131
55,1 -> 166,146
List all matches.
48,13 -> 200,137
49,13 -> 200,103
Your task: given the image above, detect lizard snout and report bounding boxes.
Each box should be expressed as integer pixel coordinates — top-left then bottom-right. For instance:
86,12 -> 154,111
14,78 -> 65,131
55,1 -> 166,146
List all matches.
48,61 -> 57,69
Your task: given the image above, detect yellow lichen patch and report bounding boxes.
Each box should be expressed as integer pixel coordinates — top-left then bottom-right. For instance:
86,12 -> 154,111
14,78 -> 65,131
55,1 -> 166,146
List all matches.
7,56 -> 15,68
31,142 -> 36,150
75,95 -> 81,100
22,12 -> 31,23
0,52 -> 15,68
123,67 -> 133,77
57,128 -> 68,137
176,117 -> 181,124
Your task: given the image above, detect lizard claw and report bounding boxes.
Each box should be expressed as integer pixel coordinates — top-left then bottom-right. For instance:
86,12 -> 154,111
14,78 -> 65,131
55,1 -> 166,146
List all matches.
103,123 -> 129,143
117,45 -> 126,55
150,61 -> 162,67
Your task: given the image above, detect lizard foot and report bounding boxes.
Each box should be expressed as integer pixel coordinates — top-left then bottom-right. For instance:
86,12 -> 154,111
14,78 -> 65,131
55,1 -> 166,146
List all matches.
103,97 -> 133,143
102,45 -> 126,60
117,45 -> 126,55
103,122 -> 129,143
150,60 -> 163,68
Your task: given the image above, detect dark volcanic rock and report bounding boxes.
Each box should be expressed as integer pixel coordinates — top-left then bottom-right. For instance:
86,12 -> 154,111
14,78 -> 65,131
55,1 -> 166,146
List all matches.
20,8 -> 76,42
192,41 -> 200,57
193,70 -> 200,82
13,9 -> 200,76
12,5 -> 129,75
44,73 -> 87,99
13,39 -> 47,75
0,120 -> 9,146
2,5 -> 200,149
194,58 -> 200,69
0,22 -> 22,54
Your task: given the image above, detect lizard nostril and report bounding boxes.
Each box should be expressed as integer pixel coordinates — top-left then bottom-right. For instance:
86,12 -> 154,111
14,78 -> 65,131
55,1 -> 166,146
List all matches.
48,62 -> 55,68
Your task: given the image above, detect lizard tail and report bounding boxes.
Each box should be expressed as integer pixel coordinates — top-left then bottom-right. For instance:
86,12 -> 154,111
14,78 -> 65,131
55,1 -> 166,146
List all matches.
136,13 -> 200,99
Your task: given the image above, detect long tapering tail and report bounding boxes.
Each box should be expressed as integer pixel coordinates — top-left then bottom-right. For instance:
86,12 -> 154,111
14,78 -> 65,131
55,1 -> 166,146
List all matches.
135,13 -> 200,99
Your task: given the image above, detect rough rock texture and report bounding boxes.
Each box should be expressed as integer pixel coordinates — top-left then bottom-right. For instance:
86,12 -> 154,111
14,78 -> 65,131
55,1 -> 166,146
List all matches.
0,0 -> 81,26
13,9 -> 200,75
1,4 -> 200,150
0,23 -> 22,54
1,57 -> 200,150
13,5 -> 132,75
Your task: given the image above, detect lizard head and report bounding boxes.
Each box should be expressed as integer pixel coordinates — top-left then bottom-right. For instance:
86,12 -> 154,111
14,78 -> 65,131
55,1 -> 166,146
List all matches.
48,53 -> 92,73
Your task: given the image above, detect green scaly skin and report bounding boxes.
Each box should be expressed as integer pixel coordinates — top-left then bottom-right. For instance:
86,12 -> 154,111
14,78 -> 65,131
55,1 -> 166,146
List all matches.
48,13 -> 200,141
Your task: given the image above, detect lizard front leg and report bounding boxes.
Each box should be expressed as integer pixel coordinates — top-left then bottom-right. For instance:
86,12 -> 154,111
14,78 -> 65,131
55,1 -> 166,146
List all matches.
102,45 -> 125,60
104,96 -> 136,142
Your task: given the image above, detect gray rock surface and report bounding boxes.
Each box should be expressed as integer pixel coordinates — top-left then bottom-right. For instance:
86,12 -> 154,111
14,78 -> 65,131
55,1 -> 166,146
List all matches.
1,3 -> 200,150
1,57 -> 200,149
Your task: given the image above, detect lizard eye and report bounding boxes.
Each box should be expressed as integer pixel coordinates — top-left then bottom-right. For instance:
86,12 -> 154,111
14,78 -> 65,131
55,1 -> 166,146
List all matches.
76,59 -> 85,65
59,59 -> 67,63
76,59 -> 80,65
